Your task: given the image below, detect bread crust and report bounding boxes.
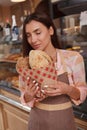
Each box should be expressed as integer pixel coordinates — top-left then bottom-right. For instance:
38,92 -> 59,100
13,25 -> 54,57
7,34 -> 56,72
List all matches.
29,50 -> 52,69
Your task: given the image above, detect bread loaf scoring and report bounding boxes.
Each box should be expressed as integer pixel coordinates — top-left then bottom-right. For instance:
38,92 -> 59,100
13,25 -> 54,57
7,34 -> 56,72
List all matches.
29,50 -> 52,69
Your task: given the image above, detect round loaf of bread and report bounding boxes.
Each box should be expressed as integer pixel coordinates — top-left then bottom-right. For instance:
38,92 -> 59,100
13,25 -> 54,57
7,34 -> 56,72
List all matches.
29,50 -> 52,69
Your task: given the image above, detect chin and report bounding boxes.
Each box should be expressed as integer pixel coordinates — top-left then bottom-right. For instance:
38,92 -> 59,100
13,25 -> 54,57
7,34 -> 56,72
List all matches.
35,47 -> 43,51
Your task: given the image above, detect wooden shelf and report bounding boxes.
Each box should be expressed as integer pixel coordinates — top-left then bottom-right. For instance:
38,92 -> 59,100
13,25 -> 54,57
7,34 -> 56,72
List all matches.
0,59 -> 17,63
75,118 -> 87,130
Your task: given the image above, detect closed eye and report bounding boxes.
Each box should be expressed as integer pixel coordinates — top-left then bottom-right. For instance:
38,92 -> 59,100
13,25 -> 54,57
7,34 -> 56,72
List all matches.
36,32 -> 41,35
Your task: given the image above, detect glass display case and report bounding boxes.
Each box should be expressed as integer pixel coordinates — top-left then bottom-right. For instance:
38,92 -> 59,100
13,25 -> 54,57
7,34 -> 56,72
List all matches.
50,0 -> 87,49
50,0 -> 87,122
0,61 -> 18,89
0,41 -> 22,93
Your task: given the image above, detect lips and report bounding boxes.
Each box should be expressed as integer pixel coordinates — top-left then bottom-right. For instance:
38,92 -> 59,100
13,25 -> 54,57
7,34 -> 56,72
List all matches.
33,44 -> 41,49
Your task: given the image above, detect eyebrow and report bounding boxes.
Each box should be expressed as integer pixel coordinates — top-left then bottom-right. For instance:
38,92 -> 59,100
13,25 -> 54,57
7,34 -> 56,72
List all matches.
33,28 -> 40,32
26,28 -> 40,35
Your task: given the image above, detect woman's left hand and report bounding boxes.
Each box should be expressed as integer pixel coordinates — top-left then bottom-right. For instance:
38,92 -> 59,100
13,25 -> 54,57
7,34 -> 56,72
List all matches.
44,81 -> 71,96
35,91 -> 47,102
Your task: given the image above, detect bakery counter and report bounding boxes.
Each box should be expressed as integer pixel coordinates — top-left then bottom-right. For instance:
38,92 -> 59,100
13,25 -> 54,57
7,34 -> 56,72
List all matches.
0,85 -> 31,112
0,94 -> 31,112
0,85 -> 30,130
0,85 -> 20,97
0,86 -> 87,130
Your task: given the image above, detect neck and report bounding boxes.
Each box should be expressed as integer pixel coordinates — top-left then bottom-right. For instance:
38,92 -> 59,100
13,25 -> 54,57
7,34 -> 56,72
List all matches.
50,48 -> 57,62
44,45 -> 57,62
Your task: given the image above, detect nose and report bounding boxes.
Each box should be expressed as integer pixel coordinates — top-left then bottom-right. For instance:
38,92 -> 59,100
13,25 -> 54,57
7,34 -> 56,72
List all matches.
31,34 -> 37,44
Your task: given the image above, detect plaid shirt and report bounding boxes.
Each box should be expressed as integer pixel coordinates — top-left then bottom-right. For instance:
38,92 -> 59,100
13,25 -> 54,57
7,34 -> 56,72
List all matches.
19,49 -> 87,107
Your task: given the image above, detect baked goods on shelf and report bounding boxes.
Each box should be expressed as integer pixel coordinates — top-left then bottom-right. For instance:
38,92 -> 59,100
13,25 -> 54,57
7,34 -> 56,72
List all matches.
11,76 -> 19,89
0,69 -> 16,80
0,68 -> 19,90
4,53 -> 22,62
6,76 -> 19,90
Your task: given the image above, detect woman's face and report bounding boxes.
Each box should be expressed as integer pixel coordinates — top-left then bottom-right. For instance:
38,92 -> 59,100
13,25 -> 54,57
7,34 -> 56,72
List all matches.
25,20 -> 53,51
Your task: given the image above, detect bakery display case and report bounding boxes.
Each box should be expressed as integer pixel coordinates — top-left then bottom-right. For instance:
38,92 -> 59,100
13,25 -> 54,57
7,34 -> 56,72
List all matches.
50,1 -> 87,129
0,42 -> 22,91
0,41 -> 22,102
0,41 -> 22,93
0,61 -> 19,90
0,41 -> 31,130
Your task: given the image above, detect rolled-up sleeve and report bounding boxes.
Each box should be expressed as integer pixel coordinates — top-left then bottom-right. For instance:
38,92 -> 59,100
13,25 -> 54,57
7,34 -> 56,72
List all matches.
19,75 -> 35,107
68,52 -> 87,105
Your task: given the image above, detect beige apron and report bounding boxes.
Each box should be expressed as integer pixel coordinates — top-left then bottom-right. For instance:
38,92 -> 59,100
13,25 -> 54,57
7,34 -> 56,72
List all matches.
28,72 -> 77,130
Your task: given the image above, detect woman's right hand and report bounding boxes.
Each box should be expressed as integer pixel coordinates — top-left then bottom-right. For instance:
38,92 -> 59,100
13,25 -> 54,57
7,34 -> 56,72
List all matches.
24,78 -> 47,103
24,78 -> 40,103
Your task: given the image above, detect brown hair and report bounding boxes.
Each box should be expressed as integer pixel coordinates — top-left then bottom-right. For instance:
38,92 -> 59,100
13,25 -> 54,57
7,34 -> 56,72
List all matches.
22,12 -> 60,57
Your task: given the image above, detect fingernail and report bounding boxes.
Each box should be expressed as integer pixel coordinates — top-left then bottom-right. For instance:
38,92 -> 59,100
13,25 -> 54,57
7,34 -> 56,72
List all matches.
36,86 -> 39,90
41,89 -> 45,93
33,80 -> 36,84
44,85 -> 48,88
27,76 -> 30,80
35,83 -> 39,87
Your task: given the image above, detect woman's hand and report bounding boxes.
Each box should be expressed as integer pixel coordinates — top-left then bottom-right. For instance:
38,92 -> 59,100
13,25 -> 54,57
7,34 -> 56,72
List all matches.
35,90 -> 47,102
24,78 -> 39,102
44,81 -> 80,100
24,78 -> 46,103
44,81 -> 72,97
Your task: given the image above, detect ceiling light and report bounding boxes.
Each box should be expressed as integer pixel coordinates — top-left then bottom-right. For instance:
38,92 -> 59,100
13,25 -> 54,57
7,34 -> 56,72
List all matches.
11,0 -> 26,2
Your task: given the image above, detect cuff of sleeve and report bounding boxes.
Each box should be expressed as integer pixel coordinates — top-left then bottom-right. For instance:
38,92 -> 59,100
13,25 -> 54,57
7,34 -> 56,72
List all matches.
20,92 -> 35,108
71,87 -> 87,105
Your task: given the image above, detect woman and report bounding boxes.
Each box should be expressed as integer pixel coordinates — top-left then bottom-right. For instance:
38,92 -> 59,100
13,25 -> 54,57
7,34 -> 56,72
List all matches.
16,12 -> 87,130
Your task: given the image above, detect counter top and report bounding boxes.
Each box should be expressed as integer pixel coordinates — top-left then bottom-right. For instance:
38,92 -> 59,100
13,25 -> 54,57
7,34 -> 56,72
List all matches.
0,94 -> 31,112
0,85 -> 31,112
0,85 -> 20,96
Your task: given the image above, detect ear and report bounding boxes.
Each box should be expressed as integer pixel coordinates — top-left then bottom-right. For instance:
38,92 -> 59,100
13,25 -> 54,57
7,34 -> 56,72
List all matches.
49,26 -> 54,35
